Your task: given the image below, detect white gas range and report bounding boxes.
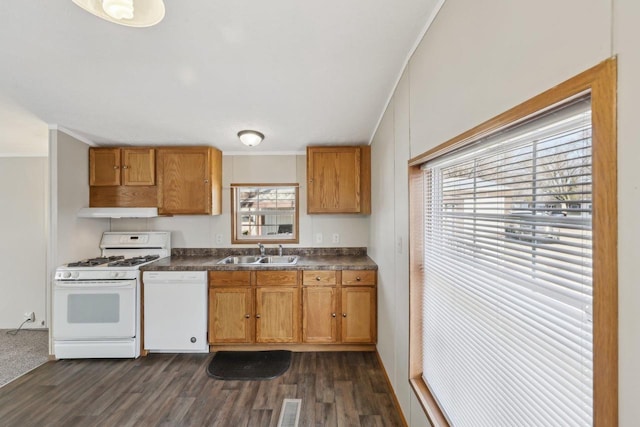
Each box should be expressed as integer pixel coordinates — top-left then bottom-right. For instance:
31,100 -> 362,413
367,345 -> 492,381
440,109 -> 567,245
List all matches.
53,231 -> 171,359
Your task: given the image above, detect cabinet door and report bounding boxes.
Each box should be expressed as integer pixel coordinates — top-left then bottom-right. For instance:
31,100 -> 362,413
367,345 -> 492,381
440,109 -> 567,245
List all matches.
255,287 -> 300,343
307,146 -> 370,214
89,148 -> 121,186
341,287 -> 376,343
122,148 -> 155,186
303,287 -> 337,343
208,287 -> 253,343
157,148 -> 211,215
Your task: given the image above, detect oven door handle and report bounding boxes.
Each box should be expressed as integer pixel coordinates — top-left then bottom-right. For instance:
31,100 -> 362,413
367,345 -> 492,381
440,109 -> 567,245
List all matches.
54,280 -> 136,289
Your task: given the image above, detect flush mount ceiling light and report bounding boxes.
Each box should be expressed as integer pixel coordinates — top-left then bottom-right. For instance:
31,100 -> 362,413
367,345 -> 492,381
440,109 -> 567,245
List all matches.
238,130 -> 265,147
72,0 -> 165,28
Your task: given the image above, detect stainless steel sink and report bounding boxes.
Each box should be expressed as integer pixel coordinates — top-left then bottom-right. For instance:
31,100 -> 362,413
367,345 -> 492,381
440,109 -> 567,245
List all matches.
217,255 -> 263,265
259,256 -> 299,265
217,255 -> 299,265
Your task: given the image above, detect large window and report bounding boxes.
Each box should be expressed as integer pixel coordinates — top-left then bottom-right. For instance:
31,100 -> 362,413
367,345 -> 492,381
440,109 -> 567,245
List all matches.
231,184 -> 299,243
409,59 -> 617,426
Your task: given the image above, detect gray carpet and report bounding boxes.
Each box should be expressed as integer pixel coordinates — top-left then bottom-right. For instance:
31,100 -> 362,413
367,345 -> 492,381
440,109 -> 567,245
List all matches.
0,329 -> 49,388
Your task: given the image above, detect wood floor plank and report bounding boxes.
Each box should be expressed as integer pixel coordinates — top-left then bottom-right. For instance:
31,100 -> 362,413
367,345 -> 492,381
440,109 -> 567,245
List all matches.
335,380 -> 360,427
316,402 -> 338,426
247,408 -> 274,426
296,372 -> 317,426
0,351 -> 405,427
359,414 -> 386,427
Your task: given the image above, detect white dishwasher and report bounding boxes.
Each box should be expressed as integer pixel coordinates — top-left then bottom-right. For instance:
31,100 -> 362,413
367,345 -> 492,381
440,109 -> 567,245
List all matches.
143,271 -> 208,353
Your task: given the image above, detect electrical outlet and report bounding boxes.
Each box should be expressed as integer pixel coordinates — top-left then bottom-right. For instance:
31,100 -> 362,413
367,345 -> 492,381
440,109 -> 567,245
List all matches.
332,233 -> 340,244
215,234 -> 223,245
24,311 -> 35,322
315,233 -> 323,244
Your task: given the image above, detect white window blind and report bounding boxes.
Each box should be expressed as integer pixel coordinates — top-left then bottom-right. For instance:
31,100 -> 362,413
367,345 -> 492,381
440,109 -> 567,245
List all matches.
421,97 -> 593,426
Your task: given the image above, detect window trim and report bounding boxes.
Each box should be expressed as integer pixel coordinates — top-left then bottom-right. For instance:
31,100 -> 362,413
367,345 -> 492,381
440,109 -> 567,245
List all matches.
408,57 -> 617,427
230,183 -> 300,244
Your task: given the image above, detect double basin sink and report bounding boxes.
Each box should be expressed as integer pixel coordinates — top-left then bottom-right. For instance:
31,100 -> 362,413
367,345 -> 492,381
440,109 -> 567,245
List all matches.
217,255 -> 299,265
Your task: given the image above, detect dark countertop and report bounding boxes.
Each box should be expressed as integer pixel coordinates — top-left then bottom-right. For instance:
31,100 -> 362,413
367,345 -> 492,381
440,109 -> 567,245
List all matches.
140,254 -> 377,272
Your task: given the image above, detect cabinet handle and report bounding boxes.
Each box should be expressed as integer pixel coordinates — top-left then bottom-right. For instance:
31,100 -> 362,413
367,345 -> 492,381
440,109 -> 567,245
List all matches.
356,276 -> 361,281
122,165 -> 128,169
315,276 -> 321,281
256,314 -> 261,319
113,166 -> 119,169
244,314 -> 250,319
332,313 -> 336,318
342,313 -> 347,318
204,179 -> 209,183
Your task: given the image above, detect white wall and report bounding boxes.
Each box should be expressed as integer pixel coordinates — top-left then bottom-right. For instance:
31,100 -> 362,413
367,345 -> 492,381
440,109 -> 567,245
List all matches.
369,0 -> 631,425
613,1 -> 640,424
0,157 -> 47,329
0,96 -> 48,157
112,154 -> 370,249
51,130 -> 110,266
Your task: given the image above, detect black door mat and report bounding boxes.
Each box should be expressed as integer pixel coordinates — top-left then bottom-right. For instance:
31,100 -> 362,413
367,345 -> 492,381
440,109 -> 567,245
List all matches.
207,350 -> 292,380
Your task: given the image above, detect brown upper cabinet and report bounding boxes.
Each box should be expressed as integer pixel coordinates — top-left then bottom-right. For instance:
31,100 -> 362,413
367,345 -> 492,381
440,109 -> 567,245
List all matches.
306,145 -> 371,214
89,147 -> 155,186
157,147 -> 222,215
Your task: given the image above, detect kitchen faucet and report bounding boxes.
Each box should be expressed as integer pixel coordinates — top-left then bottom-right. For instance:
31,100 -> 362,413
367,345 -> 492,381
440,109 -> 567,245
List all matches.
258,243 -> 265,256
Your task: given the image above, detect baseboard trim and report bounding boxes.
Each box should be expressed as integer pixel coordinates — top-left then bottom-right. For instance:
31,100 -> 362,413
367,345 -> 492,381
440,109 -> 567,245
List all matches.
375,351 -> 409,427
209,344 -> 376,352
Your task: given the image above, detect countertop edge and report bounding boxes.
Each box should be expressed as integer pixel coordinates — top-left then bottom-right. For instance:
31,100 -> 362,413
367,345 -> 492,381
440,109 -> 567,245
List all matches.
140,255 -> 378,272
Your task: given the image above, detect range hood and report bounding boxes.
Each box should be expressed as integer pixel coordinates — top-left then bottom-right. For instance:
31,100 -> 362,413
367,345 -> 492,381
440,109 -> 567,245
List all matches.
77,207 -> 158,218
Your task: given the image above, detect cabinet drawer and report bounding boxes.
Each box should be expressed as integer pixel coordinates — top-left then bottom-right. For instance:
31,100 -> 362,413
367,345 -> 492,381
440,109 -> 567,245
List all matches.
209,271 -> 251,286
256,271 -> 298,286
341,270 -> 376,286
302,270 -> 337,286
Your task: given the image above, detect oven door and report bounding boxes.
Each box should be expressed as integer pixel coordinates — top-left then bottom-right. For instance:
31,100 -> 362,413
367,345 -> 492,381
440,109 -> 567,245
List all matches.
53,280 -> 136,340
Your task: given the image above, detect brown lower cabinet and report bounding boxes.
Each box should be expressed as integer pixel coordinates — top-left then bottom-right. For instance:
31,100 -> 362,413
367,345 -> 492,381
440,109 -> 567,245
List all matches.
208,287 -> 253,343
340,286 -> 376,343
255,287 -> 300,343
208,271 -> 300,344
209,269 -> 376,347
302,270 -> 377,344
302,286 -> 338,343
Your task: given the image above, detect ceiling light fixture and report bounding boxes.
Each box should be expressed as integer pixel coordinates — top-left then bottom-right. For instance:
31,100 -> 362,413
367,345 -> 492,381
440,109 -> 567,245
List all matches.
102,0 -> 134,20
72,0 -> 165,28
238,130 -> 265,147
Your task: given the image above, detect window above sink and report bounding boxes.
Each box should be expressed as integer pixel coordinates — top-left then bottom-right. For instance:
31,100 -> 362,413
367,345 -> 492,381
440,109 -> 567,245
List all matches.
231,184 -> 299,244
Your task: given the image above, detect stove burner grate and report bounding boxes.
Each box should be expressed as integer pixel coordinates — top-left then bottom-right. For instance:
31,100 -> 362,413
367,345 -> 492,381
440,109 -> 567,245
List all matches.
67,256 -> 125,267
108,254 -> 160,267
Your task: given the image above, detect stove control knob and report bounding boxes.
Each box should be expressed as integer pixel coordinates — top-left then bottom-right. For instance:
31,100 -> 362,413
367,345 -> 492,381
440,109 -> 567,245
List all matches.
71,272 -> 79,279
110,272 -> 120,278
63,272 -> 72,279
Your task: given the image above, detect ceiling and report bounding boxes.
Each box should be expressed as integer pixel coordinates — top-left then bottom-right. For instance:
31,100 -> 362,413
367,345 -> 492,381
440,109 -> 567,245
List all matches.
0,1 -> 439,155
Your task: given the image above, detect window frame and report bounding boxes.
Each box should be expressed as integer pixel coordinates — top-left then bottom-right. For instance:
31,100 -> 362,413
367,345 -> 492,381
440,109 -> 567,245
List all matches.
408,58 -> 617,427
230,183 -> 300,244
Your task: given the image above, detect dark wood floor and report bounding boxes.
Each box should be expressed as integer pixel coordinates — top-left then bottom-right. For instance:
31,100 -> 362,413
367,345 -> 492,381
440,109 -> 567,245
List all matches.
0,351 -> 404,427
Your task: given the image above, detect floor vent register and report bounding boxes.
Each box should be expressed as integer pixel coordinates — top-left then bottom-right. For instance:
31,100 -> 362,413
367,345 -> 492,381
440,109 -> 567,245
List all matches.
277,398 -> 301,427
